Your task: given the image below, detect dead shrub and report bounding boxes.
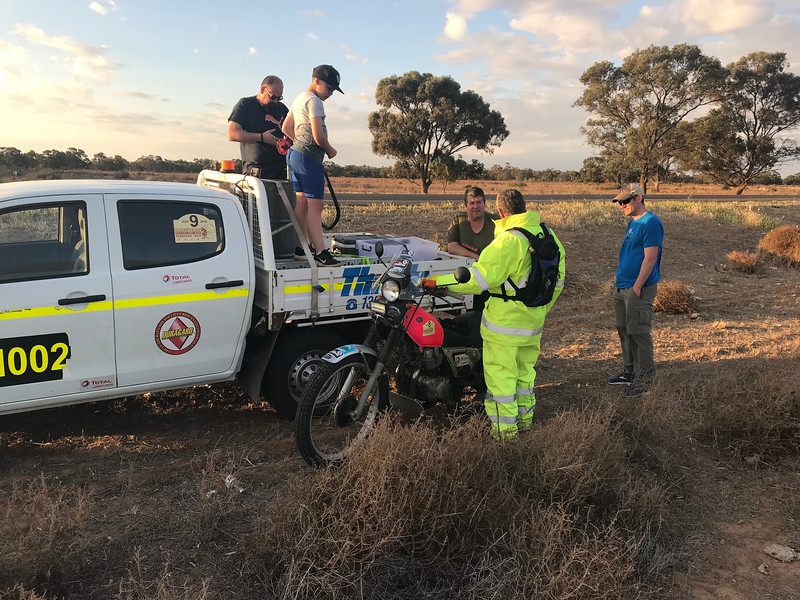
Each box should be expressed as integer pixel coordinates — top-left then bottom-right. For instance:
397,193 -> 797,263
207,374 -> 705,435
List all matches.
250,411 -> 664,599
0,586 -> 49,600
116,548 -> 210,600
654,281 -> 695,314
0,475 -> 93,594
674,362 -> 800,455
725,250 -> 760,274
757,224 -> 800,265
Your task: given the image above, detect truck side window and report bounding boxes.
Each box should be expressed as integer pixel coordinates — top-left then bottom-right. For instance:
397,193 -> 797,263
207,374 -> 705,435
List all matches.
0,202 -> 88,283
118,200 -> 225,270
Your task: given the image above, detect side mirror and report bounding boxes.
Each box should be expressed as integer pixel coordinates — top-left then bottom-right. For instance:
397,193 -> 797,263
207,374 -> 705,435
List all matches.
374,241 -> 384,258
454,266 -> 471,283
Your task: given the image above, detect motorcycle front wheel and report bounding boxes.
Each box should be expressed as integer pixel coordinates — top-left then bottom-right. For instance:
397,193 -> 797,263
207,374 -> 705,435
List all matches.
294,353 -> 389,468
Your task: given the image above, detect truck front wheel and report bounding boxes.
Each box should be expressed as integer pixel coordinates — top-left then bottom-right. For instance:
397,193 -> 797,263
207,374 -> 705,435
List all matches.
261,328 -> 345,419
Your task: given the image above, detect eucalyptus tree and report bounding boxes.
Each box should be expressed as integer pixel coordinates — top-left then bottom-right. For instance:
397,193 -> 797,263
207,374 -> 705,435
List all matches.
675,52 -> 800,194
368,71 -> 508,193
574,44 -> 724,193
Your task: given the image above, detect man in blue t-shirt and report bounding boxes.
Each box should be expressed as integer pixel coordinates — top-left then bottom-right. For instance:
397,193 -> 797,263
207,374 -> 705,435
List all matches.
607,183 -> 664,397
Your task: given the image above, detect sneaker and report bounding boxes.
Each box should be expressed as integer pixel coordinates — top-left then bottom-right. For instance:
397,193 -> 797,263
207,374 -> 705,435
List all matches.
620,384 -> 650,398
607,373 -> 633,385
294,243 -> 315,259
314,249 -> 341,267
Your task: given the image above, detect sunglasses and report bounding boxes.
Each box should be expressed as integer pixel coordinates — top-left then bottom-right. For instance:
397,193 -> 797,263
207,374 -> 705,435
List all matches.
268,94 -> 283,101
617,195 -> 636,205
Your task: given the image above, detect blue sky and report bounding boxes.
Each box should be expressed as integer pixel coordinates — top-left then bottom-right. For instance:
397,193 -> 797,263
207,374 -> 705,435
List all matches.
3,0 -> 800,175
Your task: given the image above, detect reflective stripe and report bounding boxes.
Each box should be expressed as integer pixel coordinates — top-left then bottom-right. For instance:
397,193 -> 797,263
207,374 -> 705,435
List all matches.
481,314 -> 543,337
0,301 -> 114,321
516,386 -> 534,396
556,279 -> 565,287
486,392 -> 515,404
518,405 -> 534,416
470,266 -> 490,291
488,414 -> 518,425
0,289 -> 248,320
114,289 -> 248,309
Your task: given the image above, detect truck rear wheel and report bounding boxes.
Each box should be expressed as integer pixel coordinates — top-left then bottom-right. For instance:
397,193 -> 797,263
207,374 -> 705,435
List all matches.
261,328 -> 345,419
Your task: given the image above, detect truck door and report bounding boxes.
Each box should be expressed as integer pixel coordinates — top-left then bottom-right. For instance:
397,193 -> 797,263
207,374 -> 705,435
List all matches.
104,192 -> 253,388
0,195 -> 116,411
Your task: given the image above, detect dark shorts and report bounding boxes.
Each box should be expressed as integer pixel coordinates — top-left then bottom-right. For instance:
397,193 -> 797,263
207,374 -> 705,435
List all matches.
287,149 -> 325,199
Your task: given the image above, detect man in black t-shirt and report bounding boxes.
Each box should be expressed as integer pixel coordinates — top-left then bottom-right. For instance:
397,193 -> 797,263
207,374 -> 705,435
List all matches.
227,75 -> 289,179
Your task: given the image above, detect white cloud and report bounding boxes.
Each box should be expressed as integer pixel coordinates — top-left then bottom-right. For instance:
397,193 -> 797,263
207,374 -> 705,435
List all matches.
444,12 -> 469,40
89,2 -> 107,16
11,24 -> 115,84
248,47 -> 257,55
306,33 -> 320,42
302,10 -> 324,17
681,0 -> 765,34
340,45 -> 368,64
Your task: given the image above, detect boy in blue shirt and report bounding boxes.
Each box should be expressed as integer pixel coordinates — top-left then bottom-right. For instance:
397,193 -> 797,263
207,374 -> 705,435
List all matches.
607,183 -> 664,397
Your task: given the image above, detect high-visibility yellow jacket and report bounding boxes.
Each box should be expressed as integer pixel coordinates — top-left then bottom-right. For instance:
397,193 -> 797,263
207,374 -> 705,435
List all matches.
438,211 -> 566,347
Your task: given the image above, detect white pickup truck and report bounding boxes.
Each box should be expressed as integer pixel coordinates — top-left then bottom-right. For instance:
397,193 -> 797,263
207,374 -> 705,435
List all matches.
0,170 -> 470,418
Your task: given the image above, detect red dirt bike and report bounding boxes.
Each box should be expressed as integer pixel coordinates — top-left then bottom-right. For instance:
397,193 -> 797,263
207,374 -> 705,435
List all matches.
294,245 -> 483,467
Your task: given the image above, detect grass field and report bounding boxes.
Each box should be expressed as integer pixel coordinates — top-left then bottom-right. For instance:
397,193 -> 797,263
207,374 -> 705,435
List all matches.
1,185 -> 799,599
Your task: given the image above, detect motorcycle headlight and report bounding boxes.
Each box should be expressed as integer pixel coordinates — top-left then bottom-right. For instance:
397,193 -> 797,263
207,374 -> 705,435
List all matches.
381,279 -> 401,302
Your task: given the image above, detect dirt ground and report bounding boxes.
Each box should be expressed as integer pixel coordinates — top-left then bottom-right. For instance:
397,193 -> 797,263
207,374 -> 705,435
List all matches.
1,193 -> 799,599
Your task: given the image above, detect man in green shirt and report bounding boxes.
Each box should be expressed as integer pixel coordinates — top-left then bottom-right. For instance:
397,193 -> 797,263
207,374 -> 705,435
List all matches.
446,186 -> 499,311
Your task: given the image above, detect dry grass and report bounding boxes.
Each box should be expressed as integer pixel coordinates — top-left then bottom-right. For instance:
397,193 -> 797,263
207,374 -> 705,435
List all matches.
2,195 -> 800,599
757,224 -> 800,265
249,412 -> 669,599
0,476 -> 93,595
654,281 -> 696,314
726,250 -> 760,273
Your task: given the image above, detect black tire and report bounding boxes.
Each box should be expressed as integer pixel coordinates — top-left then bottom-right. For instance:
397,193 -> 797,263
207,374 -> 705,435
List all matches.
261,328 -> 345,419
294,353 -> 389,468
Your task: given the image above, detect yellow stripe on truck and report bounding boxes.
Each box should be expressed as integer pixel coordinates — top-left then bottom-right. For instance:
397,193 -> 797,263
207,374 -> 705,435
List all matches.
0,301 -> 114,321
113,289 -> 249,309
0,289 -> 249,320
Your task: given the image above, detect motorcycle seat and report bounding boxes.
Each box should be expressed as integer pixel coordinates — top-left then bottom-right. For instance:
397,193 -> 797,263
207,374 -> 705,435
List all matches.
441,310 -> 482,348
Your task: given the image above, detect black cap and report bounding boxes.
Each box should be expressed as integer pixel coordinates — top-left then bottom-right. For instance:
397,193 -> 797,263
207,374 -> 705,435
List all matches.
312,64 -> 343,94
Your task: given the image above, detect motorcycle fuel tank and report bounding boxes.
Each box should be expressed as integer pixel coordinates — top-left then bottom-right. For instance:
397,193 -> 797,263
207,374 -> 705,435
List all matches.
402,306 -> 444,347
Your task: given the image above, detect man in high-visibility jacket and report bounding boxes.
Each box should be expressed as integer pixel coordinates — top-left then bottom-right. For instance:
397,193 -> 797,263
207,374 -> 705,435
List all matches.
436,189 -> 566,440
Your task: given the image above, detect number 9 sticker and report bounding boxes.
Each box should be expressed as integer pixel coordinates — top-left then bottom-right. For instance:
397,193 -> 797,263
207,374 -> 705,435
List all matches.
0,333 -> 71,388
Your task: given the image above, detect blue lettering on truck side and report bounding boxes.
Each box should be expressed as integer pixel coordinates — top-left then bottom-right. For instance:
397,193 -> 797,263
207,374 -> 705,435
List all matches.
341,265 -> 431,310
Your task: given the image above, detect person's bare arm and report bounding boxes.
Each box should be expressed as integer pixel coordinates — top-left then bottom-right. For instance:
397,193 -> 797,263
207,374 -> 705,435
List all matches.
633,246 -> 659,296
281,113 -> 296,141
310,116 -> 336,159
228,120 -> 278,145
447,241 -> 479,259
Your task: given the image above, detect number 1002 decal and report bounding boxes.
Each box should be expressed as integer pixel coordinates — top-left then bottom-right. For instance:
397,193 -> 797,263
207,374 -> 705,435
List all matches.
0,333 -> 71,387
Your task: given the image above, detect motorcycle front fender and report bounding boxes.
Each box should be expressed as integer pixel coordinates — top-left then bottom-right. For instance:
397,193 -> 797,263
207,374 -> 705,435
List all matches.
321,344 -> 378,364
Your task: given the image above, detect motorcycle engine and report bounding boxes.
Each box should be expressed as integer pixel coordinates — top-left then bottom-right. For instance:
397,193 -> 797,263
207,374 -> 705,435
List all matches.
414,372 -> 453,401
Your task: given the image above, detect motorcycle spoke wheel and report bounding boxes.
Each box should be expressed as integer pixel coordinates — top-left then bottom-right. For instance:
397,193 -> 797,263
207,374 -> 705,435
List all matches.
295,354 -> 389,468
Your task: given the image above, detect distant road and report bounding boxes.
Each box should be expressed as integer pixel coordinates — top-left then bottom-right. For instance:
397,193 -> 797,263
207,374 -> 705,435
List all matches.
330,192 -> 800,205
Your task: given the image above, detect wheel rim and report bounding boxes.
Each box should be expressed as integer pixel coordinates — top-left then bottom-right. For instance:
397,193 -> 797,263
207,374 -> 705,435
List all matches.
287,350 -> 328,401
305,362 -> 384,463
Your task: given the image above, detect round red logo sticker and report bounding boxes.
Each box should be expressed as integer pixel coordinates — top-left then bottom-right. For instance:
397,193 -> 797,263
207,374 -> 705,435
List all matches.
154,311 -> 201,355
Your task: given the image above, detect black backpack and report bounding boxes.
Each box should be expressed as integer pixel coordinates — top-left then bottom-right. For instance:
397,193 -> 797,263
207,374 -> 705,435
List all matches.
491,223 -> 561,307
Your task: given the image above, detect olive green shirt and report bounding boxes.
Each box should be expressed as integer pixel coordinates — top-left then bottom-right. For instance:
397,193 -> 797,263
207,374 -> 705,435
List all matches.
446,212 -> 499,255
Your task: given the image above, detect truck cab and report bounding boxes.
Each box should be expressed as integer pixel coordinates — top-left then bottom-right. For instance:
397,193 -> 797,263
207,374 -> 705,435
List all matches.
0,173 -> 471,418
0,180 -> 253,414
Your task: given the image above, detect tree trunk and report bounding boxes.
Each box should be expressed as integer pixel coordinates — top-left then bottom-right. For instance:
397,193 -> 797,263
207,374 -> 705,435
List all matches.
422,180 -> 431,193
735,184 -> 746,195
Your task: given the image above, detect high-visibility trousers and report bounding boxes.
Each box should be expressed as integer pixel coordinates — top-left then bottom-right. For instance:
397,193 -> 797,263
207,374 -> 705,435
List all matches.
482,339 -> 541,440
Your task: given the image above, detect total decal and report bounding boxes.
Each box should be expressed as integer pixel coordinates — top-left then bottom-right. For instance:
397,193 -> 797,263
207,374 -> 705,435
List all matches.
80,377 -> 115,391
154,311 -> 201,355
162,274 -> 192,285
